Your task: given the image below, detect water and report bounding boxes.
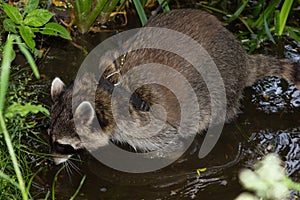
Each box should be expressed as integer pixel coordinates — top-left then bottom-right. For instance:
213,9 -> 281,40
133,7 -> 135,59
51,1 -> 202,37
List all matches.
33,7 -> 300,200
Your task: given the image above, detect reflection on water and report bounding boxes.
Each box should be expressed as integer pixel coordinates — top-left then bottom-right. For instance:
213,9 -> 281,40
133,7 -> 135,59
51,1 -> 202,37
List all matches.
251,129 -> 300,176
251,77 -> 300,113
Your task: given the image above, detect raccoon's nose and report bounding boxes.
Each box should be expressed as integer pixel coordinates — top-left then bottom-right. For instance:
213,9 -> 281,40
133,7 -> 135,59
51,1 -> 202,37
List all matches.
54,142 -> 77,155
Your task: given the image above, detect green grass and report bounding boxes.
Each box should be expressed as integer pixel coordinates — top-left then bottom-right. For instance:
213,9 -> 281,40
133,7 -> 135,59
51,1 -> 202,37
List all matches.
198,0 -> 300,52
0,34 -> 86,199
0,67 -> 48,200
0,35 -> 49,199
0,35 -> 31,200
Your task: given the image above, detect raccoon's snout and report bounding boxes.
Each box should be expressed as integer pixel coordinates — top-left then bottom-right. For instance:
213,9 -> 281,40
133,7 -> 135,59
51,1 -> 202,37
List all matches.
51,142 -> 77,165
52,154 -> 73,165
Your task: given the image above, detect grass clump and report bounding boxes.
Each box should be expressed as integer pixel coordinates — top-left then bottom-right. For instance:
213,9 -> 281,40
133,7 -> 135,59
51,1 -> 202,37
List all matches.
0,34 -> 49,199
198,0 -> 300,52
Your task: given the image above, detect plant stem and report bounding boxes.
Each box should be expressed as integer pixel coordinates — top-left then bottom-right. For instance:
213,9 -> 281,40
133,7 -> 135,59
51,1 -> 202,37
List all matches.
52,166 -> 65,200
0,34 -> 28,200
133,0 -> 147,26
70,175 -> 86,200
79,0 -> 109,33
0,112 -> 28,200
0,35 -> 13,111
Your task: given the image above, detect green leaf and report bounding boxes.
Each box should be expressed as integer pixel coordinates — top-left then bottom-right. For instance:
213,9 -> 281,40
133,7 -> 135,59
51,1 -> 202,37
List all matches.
0,171 -> 21,190
4,103 -> 49,119
278,0 -> 294,35
287,27 -> 300,43
24,9 -> 54,27
24,0 -> 39,15
133,0 -> 147,26
263,14 -> 275,44
19,25 -> 35,50
74,0 -> 92,22
158,0 -> 170,13
79,0 -> 108,33
15,36 -> 40,79
274,10 -> 280,34
41,22 -> 72,40
3,3 -> 23,24
252,0 -> 280,28
3,18 -> 18,33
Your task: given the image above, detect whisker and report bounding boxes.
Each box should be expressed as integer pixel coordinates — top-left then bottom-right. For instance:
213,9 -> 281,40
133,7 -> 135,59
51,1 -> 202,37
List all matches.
68,160 -> 82,175
64,162 -> 73,183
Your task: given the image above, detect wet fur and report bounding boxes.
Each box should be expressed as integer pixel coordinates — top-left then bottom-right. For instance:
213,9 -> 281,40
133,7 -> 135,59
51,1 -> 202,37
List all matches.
49,9 -> 300,162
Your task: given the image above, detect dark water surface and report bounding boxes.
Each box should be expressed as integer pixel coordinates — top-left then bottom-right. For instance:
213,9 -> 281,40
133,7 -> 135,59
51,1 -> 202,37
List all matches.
34,7 -> 300,200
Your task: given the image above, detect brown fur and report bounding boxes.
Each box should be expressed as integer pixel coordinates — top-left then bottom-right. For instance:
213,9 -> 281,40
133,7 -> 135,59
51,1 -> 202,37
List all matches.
49,9 -> 300,164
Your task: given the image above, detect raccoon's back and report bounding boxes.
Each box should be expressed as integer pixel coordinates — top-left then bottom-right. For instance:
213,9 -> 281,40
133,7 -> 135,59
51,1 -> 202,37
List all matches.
119,9 -> 250,128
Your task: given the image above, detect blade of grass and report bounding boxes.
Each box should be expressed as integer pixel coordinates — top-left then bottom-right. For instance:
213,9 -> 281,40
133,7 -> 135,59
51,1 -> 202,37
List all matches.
252,0 -> 280,28
116,0 -> 127,12
15,36 -> 40,79
44,191 -> 50,200
226,0 -> 249,23
197,1 -> 254,33
69,175 -> 86,200
278,0 -> 294,35
157,0 -> 170,13
74,0 -> 92,24
275,10 -> 280,34
77,0 -> 109,33
102,0 -> 120,20
239,17 -> 254,34
26,167 -> 43,194
0,113 -> 28,200
264,14 -> 275,43
133,0 -> 147,26
0,171 -> 21,190
197,2 -> 228,15
287,27 -> 300,43
0,35 -> 28,200
51,166 -> 65,200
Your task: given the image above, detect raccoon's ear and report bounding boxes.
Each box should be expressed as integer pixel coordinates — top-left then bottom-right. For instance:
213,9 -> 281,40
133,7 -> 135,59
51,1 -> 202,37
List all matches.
74,101 -> 95,125
51,77 -> 65,101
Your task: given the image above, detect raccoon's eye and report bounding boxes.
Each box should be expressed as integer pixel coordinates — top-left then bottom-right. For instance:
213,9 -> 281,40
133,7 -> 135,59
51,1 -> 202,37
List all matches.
54,142 -> 76,155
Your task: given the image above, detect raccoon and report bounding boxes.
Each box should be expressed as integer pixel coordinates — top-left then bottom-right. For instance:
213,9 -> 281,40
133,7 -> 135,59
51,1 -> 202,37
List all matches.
49,9 -> 300,164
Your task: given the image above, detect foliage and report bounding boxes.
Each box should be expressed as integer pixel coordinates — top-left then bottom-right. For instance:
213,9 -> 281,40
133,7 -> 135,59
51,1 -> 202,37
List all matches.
73,0 -> 119,33
0,34 -> 49,200
63,0 -> 169,33
236,154 -> 300,200
133,0 -> 170,26
2,0 -> 71,52
0,33 -> 89,200
198,0 -> 300,52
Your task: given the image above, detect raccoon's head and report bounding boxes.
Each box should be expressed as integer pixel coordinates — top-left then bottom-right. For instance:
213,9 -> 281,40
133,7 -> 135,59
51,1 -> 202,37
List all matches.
49,77 -> 110,164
